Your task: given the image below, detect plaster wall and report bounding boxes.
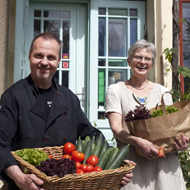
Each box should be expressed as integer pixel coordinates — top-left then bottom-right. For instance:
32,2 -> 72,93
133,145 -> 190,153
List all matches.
154,0 -> 173,90
0,0 -> 8,96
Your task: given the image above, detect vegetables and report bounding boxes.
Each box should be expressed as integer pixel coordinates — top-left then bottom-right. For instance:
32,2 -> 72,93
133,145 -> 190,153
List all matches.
158,147 -> 166,157
99,140 -> 108,158
106,145 -> 129,170
75,162 -> 82,169
104,147 -> 119,170
76,136 -> 83,152
76,168 -> 85,174
63,142 -> 75,154
62,154 -> 72,160
125,105 -> 151,121
95,134 -> 103,148
91,145 -> 101,157
97,147 -> 115,169
86,155 -> 99,166
151,105 -> 180,118
83,141 -> 92,164
71,150 -> 85,162
93,166 -> 102,172
15,148 -> 49,167
36,158 -> 76,177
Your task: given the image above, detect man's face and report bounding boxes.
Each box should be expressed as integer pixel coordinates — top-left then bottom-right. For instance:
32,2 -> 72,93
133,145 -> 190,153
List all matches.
29,37 -> 61,87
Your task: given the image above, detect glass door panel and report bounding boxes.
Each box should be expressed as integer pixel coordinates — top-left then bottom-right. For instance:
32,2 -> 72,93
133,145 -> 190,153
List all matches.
90,0 -> 145,142
28,2 -> 88,112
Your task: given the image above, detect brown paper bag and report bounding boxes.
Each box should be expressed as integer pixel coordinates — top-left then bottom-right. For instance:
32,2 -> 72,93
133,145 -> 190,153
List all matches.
126,92 -> 190,157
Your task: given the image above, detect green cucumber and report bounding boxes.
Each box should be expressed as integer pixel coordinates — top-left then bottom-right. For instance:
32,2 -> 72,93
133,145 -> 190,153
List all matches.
97,147 -> 115,169
95,134 -> 103,148
91,145 -> 101,157
99,140 -> 109,158
83,141 -> 92,164
104,147 -> 119,170
106,145 -> 130,170
91,136 -> 96,145
83,135 -> 91,151
76,136 -> 83,152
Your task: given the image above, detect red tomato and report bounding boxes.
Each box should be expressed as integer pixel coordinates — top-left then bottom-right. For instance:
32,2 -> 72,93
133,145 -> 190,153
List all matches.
63,142 -> 75,154
93,166 -> 102,172
75,169 -> 85,174
86,155 -> 99,166
75,162 -> 82,169
86,165 -> 94,172
62,154 -> 72,160
80,164 -> 88,173
71,150 -> 85,162
48,155 -> 53,159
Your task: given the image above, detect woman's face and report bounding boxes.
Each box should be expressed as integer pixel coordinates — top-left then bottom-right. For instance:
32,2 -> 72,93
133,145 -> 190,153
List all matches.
127,48 -> 153,79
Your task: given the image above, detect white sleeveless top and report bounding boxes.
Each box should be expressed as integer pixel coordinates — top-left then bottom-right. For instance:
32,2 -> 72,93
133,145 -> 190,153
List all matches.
105,82 -> 186,190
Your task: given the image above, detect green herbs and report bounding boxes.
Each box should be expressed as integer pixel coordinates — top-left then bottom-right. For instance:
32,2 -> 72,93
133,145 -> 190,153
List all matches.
151,106 -> 180,118
15,148 -> 49,166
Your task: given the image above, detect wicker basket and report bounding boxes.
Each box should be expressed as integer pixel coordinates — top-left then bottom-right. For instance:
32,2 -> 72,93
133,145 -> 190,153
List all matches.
12,146 -> 135,190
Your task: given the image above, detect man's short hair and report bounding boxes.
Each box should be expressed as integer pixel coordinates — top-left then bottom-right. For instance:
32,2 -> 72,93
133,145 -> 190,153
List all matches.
29,32 -> 62,59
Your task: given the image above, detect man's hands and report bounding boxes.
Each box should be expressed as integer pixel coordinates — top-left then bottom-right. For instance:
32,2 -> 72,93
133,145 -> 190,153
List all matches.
121,160 -> 136,186
4,165 -> 45,190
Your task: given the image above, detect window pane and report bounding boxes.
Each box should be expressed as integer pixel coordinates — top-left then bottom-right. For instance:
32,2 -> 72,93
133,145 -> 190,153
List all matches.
43,11 -> 61,18
62,11 -> 70,19
99,8 -> 106,15
62,21 -> 70,57
98,111 -> 105,119
108,59 -> 127,67
108,18 -> 127,57
62,71 -> 69,88
98,69 -> 105,109
183,3 -> 190,92
108,8 -> 127,16
130,19 -> 137,47
108,70 -> 127,85
44,20 -> 60,38
34,10 -> 41,17
99,18 -> 106,56
98,59 -> 106,66
34,20 -> 41,38
130,9 -> 137,16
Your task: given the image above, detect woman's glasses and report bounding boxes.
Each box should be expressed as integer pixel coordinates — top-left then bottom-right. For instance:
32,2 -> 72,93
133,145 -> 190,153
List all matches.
132,56 -> 153,63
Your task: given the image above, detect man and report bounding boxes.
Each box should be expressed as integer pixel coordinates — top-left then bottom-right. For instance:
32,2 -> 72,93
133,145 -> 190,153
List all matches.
0,33 -> 134,190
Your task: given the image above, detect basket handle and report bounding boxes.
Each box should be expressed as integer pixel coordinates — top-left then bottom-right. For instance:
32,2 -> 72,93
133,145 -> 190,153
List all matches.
155,91 -> 173,116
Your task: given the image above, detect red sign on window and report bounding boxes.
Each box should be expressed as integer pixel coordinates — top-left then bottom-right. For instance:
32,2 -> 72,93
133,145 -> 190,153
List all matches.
63,62 -> 69,68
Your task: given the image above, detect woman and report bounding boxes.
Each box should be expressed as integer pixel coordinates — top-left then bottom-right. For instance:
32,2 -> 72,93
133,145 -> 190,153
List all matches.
105,39 -> 189,190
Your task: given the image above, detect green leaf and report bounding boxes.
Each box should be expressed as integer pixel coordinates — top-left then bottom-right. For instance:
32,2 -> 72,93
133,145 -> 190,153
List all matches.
166,68 -> 170,72
178,66 -> 190,78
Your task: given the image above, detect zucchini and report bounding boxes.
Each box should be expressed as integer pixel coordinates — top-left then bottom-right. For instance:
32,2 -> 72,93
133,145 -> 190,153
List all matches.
97,147 -> 115,169
91,145 -> 101,157
106,145 -> 130,170
83,141 -> 92,164
99,140 -> 109,158
104,147 -> 119,170
95,134 -> 103,148
75,136 -> 83,152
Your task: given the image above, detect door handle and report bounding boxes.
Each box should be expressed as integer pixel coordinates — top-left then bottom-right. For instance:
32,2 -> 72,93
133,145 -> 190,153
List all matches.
75,87 -> 85,107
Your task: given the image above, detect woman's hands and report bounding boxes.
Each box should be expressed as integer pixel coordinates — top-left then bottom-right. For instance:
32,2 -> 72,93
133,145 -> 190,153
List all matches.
137,138 -> 158,159
172,133 -> 189,152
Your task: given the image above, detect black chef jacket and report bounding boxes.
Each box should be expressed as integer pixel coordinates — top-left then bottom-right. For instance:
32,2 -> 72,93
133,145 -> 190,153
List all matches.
0,75 -> 104,184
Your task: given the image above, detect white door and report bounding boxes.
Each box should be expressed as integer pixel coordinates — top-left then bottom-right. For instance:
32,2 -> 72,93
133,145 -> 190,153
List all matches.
90,0 -> 146,145
27,2 -> 88,111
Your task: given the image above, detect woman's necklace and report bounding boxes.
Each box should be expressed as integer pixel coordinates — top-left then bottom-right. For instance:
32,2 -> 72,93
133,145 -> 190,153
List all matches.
129,79 -> 149,90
